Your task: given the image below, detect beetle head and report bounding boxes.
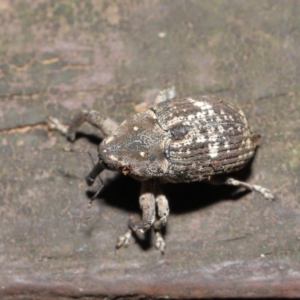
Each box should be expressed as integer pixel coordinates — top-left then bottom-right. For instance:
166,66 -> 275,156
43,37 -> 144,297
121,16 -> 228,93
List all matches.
97,110 -> 169,180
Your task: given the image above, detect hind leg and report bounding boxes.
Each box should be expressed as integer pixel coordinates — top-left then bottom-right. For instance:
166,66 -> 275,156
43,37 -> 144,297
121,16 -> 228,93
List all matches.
211,177 -> 274,201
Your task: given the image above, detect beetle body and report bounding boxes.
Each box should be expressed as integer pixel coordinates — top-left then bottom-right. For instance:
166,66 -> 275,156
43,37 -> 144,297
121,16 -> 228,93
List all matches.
100,96 -> 258,183
48,95 -> 273,253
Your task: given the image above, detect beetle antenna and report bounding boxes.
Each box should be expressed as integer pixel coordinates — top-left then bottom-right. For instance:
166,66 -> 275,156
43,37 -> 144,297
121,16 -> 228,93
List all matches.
64,147 -> 104,208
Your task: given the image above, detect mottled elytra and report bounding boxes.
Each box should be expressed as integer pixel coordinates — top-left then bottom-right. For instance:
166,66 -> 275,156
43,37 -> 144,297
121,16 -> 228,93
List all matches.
48,96 -> 274,253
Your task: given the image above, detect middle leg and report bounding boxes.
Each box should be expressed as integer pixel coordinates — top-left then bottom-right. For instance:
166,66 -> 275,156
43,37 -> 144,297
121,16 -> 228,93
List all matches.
154,185 -> 170,230
153,183 -> 170,253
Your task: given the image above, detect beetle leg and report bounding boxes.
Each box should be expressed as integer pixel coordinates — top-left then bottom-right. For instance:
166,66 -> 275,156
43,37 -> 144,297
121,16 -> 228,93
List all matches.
48,110 -> 118,141
154,187 -> 169,230
154,84 -> 176,104
152,183 -> 169,254
116,180 -> 156,250
252,183 -> 274,200
154,230 -> 166,254
129,180 -> 156,233
116,229 -> 132,249
118,181 -> 169,253
67,110 -> 118,141
212,177 -> 274,201
47,116 -> 69,135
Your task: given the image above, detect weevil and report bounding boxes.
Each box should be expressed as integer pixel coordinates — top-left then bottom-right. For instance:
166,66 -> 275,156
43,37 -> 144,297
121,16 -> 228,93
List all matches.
48,95 -> 274,253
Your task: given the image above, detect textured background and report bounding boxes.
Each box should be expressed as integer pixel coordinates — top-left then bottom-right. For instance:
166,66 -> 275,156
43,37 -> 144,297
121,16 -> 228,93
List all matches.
0,0 -> 300,298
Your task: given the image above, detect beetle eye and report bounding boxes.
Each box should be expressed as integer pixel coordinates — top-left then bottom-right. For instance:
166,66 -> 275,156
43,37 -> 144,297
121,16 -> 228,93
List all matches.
101,160 -> 113,171
121,166 -> 131,175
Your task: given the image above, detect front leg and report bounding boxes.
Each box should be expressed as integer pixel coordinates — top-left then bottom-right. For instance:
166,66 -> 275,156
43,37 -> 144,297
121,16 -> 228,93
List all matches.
67,110 -> 118,140
47,109 -> 119,205
48,109 -> 118,140
129,180 -> 156,233
116,181 -> 169,254
116,180 -> 156,249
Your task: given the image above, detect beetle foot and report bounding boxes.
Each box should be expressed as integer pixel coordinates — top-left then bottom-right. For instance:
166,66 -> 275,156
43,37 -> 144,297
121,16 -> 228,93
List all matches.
155,231 -> 166,254
154,215 -> 167,230
129,223 -> 149,233
116,230 -> 132,249
128,218 -> 151,234
47,116 -> 69,136
223,178 -> 274,201
154,84 -> 176,104
253,185 -> 274,201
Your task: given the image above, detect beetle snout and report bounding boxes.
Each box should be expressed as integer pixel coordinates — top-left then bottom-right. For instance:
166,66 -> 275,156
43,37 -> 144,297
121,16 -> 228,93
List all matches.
86,160 -> 105,186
